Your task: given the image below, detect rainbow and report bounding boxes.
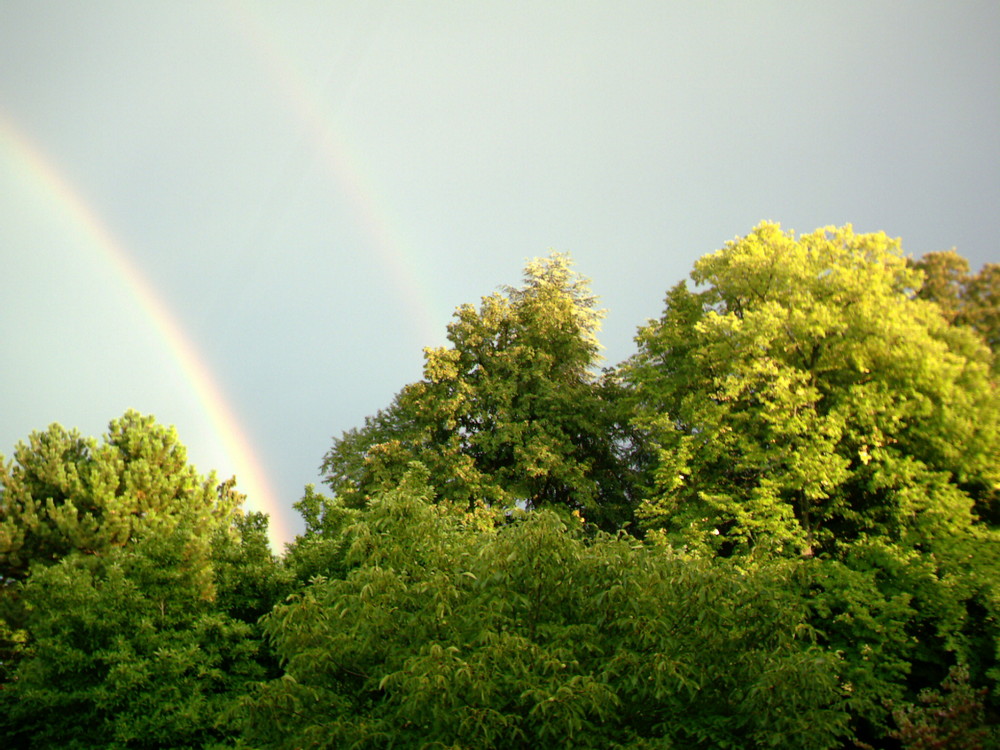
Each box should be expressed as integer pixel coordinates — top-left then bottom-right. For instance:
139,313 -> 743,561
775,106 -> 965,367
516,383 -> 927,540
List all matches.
0,113 -> 291,551
226,1 -> 447,345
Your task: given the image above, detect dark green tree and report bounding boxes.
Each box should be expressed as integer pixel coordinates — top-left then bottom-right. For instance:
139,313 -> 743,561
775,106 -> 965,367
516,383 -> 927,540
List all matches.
0,528 -> 269,749
322,254 -> 640,530
0,413 -> 285,748
238,471 -> 850,749
211,506 -> 294,626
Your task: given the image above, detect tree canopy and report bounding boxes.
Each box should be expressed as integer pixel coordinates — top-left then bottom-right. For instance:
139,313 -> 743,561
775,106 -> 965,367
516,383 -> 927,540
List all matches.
239,472 -> 848,750
0,412 -> 284,748
0,410 -> 239,590
3,228 -> 998,748
624,222 -> 999,559
912,249 -> 1000,354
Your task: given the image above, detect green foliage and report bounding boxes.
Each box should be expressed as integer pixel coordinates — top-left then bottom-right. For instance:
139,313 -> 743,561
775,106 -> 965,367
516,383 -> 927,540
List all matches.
0,413 -> 286,749
624,222 -> 999,559
788,539 -> 1000,741
321,254 -> 641,530
912,249 -> 1000,356
621,224 -> 1000,744
0,522 -> 270,748
211,507 -> 294,625
3,228 -> 998,748
0,410 -> 240,589
282,484 -> 361,584
238,471 -> 849,749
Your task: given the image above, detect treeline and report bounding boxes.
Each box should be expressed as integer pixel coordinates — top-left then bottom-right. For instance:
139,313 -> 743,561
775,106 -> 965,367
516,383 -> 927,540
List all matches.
2,223 -> 998,748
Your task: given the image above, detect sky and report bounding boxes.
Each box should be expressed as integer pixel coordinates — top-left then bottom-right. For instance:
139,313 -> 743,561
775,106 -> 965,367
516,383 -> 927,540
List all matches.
2,1 -> 998,550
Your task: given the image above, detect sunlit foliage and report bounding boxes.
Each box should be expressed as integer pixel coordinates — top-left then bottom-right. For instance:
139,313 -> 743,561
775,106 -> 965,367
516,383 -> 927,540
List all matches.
3,230 -> 998,748
240,468 -> 849,749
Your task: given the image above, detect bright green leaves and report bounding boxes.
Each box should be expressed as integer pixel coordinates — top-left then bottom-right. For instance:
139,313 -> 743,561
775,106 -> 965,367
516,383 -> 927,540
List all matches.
2,230 -> 995,747
621,224 -> 1000,745
625,223 -> 999,558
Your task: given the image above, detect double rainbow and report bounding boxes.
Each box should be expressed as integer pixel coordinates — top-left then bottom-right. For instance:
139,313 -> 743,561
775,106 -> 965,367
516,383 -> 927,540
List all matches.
3,5 -> 455,552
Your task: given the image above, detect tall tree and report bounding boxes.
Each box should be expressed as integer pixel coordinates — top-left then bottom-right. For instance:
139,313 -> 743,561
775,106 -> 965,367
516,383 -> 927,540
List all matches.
0,413 -> 281,748
0,410 -> 239,588
621,223 -> 1000,744
624,223 -> 999,558
322,254 -> 640,529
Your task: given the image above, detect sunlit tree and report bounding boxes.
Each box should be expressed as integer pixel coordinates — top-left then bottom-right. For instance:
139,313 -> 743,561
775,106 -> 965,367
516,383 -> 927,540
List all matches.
621,223 -> 1000,744
624,223 -> 998,557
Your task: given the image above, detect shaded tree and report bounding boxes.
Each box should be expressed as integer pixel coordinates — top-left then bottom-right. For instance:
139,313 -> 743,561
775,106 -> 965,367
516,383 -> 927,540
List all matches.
0,528 -> 271,749
322,254 -> 641,530
0,413 -> 283,748
912,249 -> 1000,355
238,471 -> 849,749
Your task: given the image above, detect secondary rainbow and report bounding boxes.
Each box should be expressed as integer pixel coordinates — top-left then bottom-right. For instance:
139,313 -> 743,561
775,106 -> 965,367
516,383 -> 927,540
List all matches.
0,113 -> 291,551
227,1 -> 448,347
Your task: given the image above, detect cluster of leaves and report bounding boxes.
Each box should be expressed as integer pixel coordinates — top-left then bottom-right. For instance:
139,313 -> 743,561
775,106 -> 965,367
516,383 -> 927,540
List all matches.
3,224 -> 998,748
887,666 -> 991,750
296,231 -> 999,747
624,224 -> 997,558
238,468 -> 848,750
911,250 -> 999,356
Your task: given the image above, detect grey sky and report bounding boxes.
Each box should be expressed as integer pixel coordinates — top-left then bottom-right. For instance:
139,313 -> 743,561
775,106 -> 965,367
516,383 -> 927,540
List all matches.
2,1 -> 997,547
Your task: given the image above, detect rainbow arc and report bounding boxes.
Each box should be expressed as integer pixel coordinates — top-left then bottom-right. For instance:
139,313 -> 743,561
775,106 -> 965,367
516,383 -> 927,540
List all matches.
0,113 -> 290,550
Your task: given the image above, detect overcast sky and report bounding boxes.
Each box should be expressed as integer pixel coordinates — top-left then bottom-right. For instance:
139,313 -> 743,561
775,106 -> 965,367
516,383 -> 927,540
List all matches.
2,1 -> 998,549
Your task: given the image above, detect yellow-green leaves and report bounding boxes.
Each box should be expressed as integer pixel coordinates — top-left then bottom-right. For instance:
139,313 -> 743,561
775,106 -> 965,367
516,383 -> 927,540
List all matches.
0,411 -> 241,585
626,223 -> 999,558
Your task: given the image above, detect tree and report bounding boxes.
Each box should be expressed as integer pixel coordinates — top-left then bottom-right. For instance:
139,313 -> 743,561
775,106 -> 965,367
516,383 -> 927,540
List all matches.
621,223 -> 1000,743
321,254 -> 640,530
211,506 -> 294,626
238,471 -> 849,749
912,250 -> 1000,355
624,222 -> 999,558
0,410 -> 239,589
0,412 -> 282,748
1,411 -> 242,686
0,525 -> 271,749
